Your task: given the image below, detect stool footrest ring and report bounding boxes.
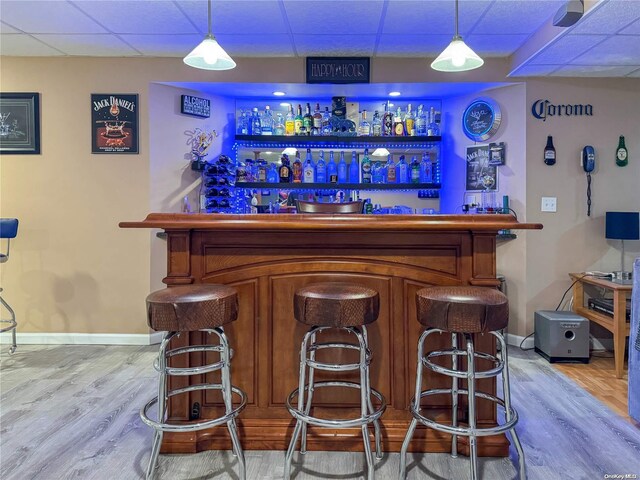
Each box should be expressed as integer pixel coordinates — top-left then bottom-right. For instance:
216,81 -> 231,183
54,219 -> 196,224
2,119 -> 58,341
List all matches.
423,349 -> 503,379
141,384 -> 246,433
410,387 -> 518,437
286,381 -> 386,429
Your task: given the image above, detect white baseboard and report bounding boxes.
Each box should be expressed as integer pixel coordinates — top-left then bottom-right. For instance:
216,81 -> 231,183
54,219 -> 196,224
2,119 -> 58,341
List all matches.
0,332 -> 162,346
506,333 -> 534,349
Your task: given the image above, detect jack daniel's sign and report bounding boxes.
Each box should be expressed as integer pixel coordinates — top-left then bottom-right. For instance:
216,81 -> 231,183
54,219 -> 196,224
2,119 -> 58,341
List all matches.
531,99 -> 593,121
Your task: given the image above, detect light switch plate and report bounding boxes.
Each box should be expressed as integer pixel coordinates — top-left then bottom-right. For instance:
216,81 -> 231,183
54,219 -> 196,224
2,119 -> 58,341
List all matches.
541,197 -> 557,212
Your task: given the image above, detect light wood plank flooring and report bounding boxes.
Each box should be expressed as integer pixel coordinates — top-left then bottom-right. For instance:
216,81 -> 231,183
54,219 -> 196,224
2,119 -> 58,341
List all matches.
1,345 -> 639,480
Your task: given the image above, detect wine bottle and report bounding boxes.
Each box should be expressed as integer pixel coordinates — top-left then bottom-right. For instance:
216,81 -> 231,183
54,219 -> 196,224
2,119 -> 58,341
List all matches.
544,136 -> 556,165
616,135 -> 628,167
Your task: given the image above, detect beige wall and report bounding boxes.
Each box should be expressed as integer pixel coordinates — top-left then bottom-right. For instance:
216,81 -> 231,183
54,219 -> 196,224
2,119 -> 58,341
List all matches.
1,56 -> 639,339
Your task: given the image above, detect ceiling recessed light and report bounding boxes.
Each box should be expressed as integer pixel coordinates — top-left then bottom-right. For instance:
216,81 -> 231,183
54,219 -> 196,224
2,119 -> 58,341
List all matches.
389,91 -> 401,97
280,102 -> 291,107
273,91 -> 286,96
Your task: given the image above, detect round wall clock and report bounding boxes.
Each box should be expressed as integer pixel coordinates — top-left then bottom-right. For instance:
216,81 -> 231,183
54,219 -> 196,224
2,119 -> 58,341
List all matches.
462,98 -> 501,142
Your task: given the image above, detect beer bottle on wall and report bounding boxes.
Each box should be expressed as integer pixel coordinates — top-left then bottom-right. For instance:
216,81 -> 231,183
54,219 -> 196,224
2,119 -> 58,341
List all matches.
616,135 -> 628,167
544,136 -> 556,165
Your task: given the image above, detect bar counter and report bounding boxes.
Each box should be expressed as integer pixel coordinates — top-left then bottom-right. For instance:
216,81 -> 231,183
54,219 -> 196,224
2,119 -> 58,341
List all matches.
120,213 -> 542,455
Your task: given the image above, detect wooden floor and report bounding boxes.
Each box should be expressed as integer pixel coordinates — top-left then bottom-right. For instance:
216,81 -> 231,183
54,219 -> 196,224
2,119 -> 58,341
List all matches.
553,352 -> 635,423
1,345 -> 639,480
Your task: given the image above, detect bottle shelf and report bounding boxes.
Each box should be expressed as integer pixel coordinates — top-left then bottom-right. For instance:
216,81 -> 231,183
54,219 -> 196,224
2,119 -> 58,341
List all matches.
235,182 -> 441,191
235,135 -> 441,145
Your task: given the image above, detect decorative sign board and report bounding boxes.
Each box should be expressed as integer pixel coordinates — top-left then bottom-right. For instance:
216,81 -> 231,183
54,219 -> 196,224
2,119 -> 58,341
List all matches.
466,144 -> 498,191
306,57 -> 370,84
181,95 -> 210,118
530,99 -> 593,121
462,98 -> 501,142
91,93 -> 138,154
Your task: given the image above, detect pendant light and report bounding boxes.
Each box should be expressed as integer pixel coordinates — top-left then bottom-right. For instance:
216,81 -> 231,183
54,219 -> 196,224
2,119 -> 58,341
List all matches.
183,0 -> 236,71
431,0 -> 483,72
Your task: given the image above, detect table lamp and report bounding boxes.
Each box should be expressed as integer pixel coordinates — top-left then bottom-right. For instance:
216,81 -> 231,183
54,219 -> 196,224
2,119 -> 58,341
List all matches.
606,211 -> 640,280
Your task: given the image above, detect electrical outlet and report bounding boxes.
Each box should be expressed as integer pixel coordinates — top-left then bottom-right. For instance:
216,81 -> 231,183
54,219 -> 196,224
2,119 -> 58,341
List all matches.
541,197 -> 557,212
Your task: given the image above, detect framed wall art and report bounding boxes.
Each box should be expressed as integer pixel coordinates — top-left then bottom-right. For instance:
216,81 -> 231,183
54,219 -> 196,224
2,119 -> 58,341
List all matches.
466,144 -> 498,191
91,93 -> 138,154
0,92 -> 41,154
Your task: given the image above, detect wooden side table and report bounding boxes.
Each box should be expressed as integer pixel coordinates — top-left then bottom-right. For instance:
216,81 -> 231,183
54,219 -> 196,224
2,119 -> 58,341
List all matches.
569,273 -> 632,378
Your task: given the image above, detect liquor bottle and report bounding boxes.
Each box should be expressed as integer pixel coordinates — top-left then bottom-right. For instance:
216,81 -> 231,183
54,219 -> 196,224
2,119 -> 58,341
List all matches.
238,109 -> 248,135
316,150 -> 327,183
205,187 -> 219,197
303,148 -> 315,183
267,163 -> 279,183
358,110 -> 371,136
427,107 -> 440,136
322,107 -> 332,135
303,103 -> 313,136
206,199 -> 219,209
285,105 -> 295,136
361,148 -> 372,184
327,151 -> 338,183
420,152 -> 432,183
371,110 -> 382,136
382,102 -> 394,136
616,135 -> 628,167
405,104 -> 415,136
274,113 -> 285,136
261,105 -> 273,135
372,162 -> 384,184
415,105 -> 426,136
313,103 -> 323,136
251,107 -> 261,135
294,104 -> 303,135
292,151 -> 303,182
394,107 -> 405,136
349,151 -> 359,183
396,155 -> 408,183
544,136 -> 556,165
410,155 -> 420,183
385,155 -> 396,183
338,151 -> 348,183
279,154 -> 291,183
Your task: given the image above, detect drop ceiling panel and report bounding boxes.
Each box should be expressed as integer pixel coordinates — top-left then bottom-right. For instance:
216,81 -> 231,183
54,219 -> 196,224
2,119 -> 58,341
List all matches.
619,17 -> 640,34
382,1 -> 493,35
178,1 -> 289,35
216,34 -> 295,57
472,1 -> 563,35
464,34 -> 530,56
33,34 -> 141,56
509,64 -> 561,77
627,67 -> 640,77
72,1 -> 198,34
570,35 -> 640,65
551,64 -> 640,76
0,34 -> 64,56
529,34 -> 607,64
375,34 -> 451,56
569,0 -> 640,35
294,34 -> 377,56
122,34 -> 203,56
0,1 -> 107,34
284,0 -> 384,35
0,22 -> 21,34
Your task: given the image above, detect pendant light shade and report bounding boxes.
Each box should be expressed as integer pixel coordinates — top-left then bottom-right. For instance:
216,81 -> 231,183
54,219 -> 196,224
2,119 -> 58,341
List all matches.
183,0 -> 235,71
431,0 -> 483,72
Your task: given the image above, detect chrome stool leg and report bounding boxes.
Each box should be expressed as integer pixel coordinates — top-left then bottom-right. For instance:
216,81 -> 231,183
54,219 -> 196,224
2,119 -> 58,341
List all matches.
0,293 -> 17,355
300,331 -> 317,455
362,326 -> 383,460
498,332 -> 527,480
451,332 -> 459,458
465,334 -> 479,480
355,327 -> 375,480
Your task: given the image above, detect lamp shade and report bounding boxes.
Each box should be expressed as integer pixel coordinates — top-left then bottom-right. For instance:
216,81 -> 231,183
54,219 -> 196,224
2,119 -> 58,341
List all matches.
431,37 -> 484,72
605,211 -> 640,240
183,35 -> 236,71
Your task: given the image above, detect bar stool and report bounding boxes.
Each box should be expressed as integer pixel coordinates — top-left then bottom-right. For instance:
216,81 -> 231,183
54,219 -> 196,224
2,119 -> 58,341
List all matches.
0,218 -> 19,355
399,286 -> 526,480
140,285 -> 246,480
284,282 -> 387,480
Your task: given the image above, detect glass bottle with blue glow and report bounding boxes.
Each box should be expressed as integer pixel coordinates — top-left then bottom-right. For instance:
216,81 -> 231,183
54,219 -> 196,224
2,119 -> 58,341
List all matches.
386,154 -> 397,183
410,155 -> 420,183
274,113 -> 285,136
238,109 -> 248,135
251,107 -> 261,135
396,155 -> 408,183
316,150 -> 327,183
322,107 -> 332,135
361,148 -> 372,184
327,151 -> 338,183
261,105 -> 273,135
416,105 -> 427,136
338,151 -> 348,183
303,148 -> 315,183
372,111 -> 382,136
420,152 -> 432,182
349,151 -> 359,183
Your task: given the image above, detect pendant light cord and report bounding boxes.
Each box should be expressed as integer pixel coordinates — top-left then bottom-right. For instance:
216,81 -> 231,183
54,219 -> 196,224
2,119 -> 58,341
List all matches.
207,0 -> 212,36
454,0 -> 459,37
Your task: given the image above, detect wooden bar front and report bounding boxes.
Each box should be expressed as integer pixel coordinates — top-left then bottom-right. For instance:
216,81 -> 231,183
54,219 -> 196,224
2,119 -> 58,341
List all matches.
120,213 -> 541,456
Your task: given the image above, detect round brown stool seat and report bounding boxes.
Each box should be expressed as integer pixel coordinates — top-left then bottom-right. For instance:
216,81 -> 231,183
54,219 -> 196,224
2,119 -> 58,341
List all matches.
416,286 -> 508,333
293,282 -> 380,327
146,284 -> 238,332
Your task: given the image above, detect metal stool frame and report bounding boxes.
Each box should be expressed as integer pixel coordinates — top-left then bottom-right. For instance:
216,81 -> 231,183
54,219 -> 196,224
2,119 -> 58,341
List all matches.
140,327 -> 246,480
284,325 -> 387,480
0,218 -> 19,354
400,328 -> 526,480
0,289 -> 17,354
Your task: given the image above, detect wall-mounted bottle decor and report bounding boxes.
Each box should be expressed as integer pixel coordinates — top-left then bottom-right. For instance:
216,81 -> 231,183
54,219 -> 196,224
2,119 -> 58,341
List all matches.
616,135 -> 628,167
544,135 -> 556,165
